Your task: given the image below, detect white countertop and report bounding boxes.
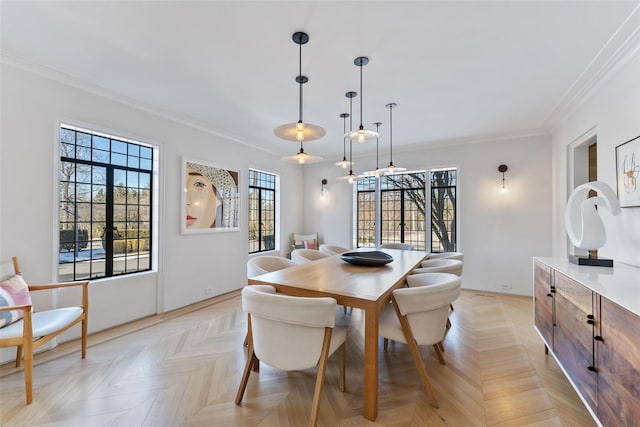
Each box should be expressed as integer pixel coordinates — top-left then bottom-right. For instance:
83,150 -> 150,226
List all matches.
535,257 -> 640,316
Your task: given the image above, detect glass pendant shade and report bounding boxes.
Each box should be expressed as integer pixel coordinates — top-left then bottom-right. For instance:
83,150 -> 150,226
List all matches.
347,57 -> 378,143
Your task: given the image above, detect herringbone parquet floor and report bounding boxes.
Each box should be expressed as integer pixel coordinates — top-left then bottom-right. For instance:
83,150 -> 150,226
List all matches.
0,290 -> 596,426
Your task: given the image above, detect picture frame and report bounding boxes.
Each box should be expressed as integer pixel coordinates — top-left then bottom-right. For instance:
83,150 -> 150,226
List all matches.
181,157 -> 240,234
615,136 -> 640,208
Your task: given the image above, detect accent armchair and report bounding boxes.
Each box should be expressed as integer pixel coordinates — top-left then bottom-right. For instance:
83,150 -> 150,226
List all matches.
0,256 -> 89,404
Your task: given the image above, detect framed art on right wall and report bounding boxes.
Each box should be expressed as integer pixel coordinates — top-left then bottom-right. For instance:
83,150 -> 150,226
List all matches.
615,135 -> 640,207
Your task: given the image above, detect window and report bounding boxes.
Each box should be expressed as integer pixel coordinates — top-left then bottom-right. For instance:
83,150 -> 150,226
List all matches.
354,168 -> 457,251
248,169 -> 278,253
430,168 -> 457,252
356,176 -> 377,248
380,172 -> 426,250
59,125 -> 154,281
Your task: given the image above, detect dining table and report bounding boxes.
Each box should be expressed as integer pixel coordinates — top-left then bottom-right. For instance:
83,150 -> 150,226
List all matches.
247,248 -> 427,421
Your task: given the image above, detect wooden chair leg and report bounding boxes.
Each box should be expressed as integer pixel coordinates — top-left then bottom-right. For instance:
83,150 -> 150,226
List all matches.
310,328 -> 333,427
446,318 -> 452,329
391,297 -> 439,408
15,345 -> 23,367
449,302 -> 455,311
437,341 -> 445,353
235,343 -> 256,405
433,343 -> 446,365
339,342 -> 346,392
81,316 -> 88,359
383,338 -> 389,352
23,310 -> 33,404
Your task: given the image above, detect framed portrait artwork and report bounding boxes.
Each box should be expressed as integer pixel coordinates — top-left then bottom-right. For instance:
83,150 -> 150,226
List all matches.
181,157 -> 240,233
615,135 -> 640,208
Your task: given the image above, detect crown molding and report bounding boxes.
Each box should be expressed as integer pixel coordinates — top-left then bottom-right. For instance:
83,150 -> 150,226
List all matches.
0,51 -> 278,157
545,4 -> 640,131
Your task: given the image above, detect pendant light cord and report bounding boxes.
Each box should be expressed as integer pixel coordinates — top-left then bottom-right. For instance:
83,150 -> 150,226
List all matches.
298,41 -> 303,123
359,64 -> 363,130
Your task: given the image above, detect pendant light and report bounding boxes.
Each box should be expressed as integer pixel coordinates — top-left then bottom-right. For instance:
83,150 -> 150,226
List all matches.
335,113 -> 353,168
276,31 -> 324,163
347,57 -> 378,143
338,91 -> 360,184
363,122 -> 383,177
380,102 -> 406,174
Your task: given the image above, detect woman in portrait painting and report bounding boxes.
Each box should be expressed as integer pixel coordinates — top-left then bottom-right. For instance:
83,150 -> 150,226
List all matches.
186,164 -> 222,229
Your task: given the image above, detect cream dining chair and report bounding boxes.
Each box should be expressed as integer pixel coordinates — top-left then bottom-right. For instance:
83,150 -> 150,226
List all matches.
379,276 -> 461,408
412,258 -> 463,276
425,251 -> 464,261
247,255 -> 298,278
291,249 -> 329,264
235,285 -> 346,427
379,242 -> 413,250
319,244 -> 350,256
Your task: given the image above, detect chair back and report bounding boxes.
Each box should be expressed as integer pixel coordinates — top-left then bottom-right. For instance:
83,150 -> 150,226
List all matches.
406,272 -> 459,288
242,285 -> 337,371
380,243 -> 413,250
414,258 -> 463,276
392,277 -> 461,345
0,258 -> 18,282
426,251 -> 464,261
247,256 -> 297,278
319,244 -> 350,256
291,249 -> 328,264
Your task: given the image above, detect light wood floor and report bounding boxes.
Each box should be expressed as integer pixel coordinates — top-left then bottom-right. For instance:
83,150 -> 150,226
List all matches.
0,290 -> 597,426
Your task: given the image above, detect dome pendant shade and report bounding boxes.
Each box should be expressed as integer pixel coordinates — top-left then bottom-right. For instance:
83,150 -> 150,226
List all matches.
275,31 -> 326,147
347,57 -> 378,143
281,145 -> 323,164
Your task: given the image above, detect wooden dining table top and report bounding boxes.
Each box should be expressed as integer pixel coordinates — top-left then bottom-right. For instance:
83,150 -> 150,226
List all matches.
247,248 -> 427,308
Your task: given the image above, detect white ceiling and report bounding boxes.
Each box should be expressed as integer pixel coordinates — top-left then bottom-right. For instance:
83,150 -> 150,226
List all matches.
2,1 -> 639,160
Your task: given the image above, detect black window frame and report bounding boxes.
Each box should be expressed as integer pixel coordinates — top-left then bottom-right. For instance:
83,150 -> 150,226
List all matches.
248,169 -> 277,254
58,125 -> 153,281
430,168 -> 457,253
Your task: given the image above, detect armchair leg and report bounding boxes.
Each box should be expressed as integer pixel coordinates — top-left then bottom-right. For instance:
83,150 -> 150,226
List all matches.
383,338 -> 389,352
15,345 -> 23,367
81,317 -> 88,359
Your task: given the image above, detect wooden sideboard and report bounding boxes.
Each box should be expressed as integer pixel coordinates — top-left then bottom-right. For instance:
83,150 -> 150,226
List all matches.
533,258 -> 640,427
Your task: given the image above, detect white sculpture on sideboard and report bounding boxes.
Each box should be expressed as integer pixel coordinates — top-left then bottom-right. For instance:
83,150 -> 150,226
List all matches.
565,181 -> 621,266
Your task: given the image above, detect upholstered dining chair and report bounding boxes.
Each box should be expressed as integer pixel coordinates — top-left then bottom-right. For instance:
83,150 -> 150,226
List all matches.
319,244 -> 350,256
380,242 -> 414,250
412,258 -> 463,276
235,285 -> 346,427
291,249 -> 329,264
425,251 -> 464,261
379,276 -> 461,408
247,255 -> 298,278
0,256 -> 89,404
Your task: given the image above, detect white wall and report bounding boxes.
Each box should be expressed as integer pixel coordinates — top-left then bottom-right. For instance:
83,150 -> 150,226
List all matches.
550,48 -> 640,267
303,134 -> 553,296
0,63 -> 304,361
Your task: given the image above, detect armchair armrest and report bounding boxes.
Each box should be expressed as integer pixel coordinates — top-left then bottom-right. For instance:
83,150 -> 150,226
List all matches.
0,304 -> 33,313
28,281 -> 89,291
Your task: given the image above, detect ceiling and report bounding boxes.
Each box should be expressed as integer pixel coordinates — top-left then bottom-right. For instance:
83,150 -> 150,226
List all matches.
2,1 -> 639,161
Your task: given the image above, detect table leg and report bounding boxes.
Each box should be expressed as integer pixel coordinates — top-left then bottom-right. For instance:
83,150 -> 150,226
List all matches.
363,306 -> 379,421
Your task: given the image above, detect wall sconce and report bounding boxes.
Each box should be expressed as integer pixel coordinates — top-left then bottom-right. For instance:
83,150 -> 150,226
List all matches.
320,178 -> 328,200
498,164 -> 508,192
